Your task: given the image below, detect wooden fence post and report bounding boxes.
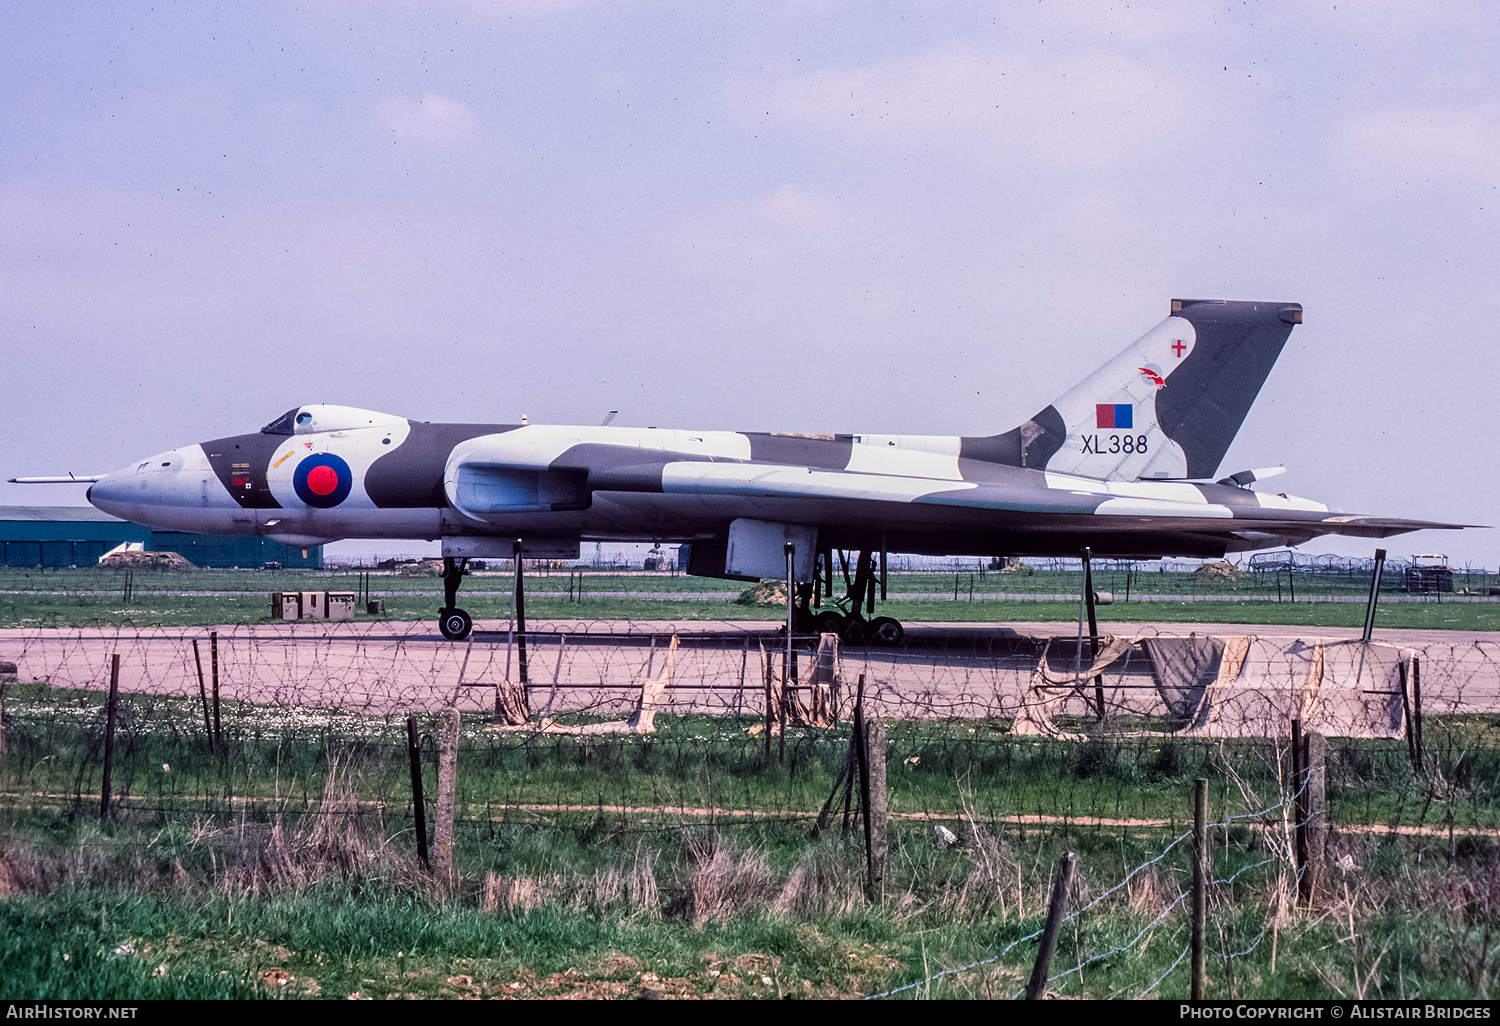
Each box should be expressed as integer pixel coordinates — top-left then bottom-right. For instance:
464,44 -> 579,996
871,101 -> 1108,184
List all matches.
100,654 -> 120,822
1025,852 -> 1077,1000
433,708 -> 460,885
1299,731 -> 1326,905
861,715 -> 887,901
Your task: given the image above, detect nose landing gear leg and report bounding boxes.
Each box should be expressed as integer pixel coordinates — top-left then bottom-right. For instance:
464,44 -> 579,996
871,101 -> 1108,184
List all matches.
438,556 -> 473,641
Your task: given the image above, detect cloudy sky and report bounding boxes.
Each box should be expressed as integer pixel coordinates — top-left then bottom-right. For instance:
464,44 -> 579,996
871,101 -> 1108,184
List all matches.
3,1 -> 1497,566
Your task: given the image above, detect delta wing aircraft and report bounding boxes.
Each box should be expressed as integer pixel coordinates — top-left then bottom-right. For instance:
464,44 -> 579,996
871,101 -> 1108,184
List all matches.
14,299 -> 1467,642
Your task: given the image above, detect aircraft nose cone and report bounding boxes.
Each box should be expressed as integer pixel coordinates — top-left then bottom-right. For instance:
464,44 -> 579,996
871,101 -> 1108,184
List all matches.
88,444 -> 237,533
87,467 -> 137,520
88,447 -> 202,523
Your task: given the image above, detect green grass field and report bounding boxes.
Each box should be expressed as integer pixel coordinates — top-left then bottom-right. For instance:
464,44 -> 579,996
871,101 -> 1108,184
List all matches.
10,679 -> 1498,830
2,565 -> 1498,999
1,565 -> 1496,630
5,675 -> 1500,1000
5,828 -> 1495,1001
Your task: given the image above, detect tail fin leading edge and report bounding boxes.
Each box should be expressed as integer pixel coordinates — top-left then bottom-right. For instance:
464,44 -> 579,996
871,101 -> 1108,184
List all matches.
961,299 -> 1301,481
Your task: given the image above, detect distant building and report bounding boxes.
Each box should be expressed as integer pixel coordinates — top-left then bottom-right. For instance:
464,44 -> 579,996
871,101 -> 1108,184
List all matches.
0,507 -> 322,569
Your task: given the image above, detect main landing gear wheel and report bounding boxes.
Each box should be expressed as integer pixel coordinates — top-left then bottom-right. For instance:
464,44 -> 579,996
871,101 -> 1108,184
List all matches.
840,616 -> 869,646
439,607 -> 473,641
869,616 -> 904,647
813,610 -> 847,636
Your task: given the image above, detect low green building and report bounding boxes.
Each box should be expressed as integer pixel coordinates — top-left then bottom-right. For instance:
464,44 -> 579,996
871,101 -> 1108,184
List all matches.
150,531 -> 323,569
0,507 -> 323,569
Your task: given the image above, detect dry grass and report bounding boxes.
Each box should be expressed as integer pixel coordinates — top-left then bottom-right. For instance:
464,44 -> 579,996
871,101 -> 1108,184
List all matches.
0,758 -> 408,899
774,843 -> 866,920
481,846 -> 660,919
682,832 -> 778,926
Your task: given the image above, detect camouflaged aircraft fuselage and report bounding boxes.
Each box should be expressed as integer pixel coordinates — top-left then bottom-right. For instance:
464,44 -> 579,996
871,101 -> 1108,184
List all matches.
85,299 -> 1465,565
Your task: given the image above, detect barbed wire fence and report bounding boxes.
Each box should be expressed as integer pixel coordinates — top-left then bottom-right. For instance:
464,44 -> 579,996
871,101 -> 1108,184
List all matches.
3,623 -> 1500,997
4,623 -> 1499,834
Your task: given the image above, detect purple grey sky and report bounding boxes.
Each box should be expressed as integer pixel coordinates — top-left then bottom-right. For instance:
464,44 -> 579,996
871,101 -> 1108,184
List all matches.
3,2 -> 1496,566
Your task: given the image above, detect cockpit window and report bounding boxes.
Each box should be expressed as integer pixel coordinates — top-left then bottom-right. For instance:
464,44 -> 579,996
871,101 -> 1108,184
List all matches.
260,409 -> 300,435
296,412 -> 313,426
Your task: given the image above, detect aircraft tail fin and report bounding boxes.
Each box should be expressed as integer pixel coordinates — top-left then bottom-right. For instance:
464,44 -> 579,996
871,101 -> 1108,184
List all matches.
961,299 -> 1302,481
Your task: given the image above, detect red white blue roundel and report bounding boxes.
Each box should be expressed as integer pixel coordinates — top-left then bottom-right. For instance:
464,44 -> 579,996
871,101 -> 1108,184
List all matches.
293,453 -> 353,508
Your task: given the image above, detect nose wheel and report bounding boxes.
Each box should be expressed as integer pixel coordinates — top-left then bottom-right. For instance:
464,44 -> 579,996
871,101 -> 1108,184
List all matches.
438,556 -> 473,640
439,607 -> 473,641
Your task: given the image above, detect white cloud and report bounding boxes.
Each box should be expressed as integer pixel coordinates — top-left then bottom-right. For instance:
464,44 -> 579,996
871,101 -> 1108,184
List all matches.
1040,0 -> 1216,44
374,93 -> 478,142
314,0 -> 584,18
741,44 -> 1186,172
1336,104 -> 1500,190
1304,0 -> 1463,34
667,185 -> 850,263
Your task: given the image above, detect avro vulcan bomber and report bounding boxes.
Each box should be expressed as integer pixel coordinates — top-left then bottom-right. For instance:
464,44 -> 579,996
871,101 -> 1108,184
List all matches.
17,299 -> 1467,641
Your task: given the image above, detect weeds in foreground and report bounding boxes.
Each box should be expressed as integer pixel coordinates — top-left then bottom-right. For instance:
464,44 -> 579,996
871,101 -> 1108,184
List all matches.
4,780 -> 1500,999
5,701 -> 1500,999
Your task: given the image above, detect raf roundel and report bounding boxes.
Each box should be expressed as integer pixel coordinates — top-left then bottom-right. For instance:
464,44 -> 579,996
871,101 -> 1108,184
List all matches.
293,453 -> 353,508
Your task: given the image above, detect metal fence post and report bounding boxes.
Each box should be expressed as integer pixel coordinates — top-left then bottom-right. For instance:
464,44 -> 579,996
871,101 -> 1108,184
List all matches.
1192,778 -> 1207,999
99,654 -> 121,822
763,649 -> 773,762
1082,547 -> 1104,722
1413,657 -> 1424,773
1293,718 -> 1306,893
1362,548 -> 1387,643
192,639 -> 213,755
407,714 -> 429,870
1399,657 -> 1418,772
0,661 -> 10,774
513,540 -> 529,688
210,631 -> 221,746
785,540 -> 795,762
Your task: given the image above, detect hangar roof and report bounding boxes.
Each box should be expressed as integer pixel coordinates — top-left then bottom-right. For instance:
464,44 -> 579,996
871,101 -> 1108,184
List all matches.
0,506 -> 128,524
